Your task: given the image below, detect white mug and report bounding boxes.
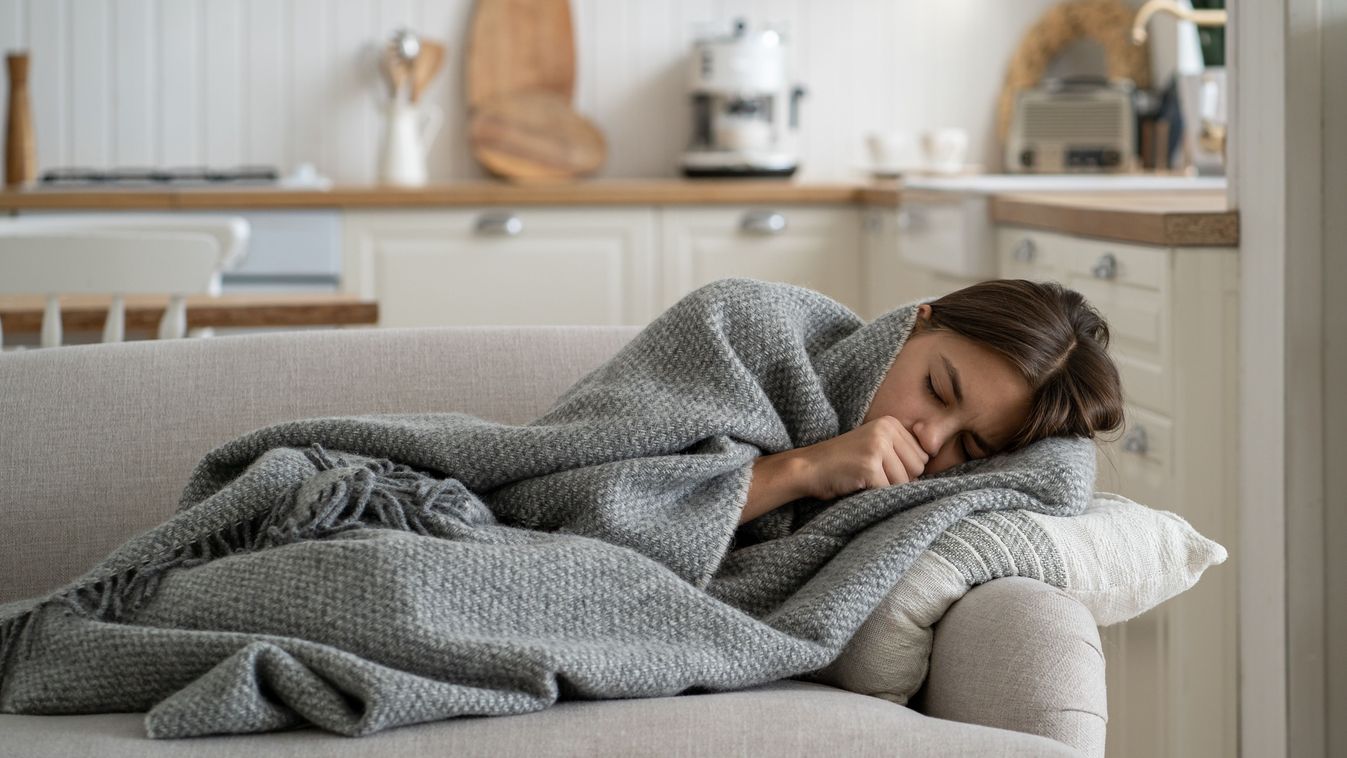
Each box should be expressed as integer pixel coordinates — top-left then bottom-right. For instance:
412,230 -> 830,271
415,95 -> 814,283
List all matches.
922,128 -> 969,174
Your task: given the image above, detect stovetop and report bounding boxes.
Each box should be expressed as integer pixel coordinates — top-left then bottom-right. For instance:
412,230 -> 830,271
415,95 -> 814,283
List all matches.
37,166 -> 281,188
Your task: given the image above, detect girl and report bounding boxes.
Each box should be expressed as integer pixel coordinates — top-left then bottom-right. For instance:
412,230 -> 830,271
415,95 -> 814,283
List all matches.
740,278 -> 1125,525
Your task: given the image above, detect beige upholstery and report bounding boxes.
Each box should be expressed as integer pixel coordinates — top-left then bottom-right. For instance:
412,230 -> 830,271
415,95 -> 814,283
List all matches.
923,576 -> 1109,751
0,326 -> 1106,757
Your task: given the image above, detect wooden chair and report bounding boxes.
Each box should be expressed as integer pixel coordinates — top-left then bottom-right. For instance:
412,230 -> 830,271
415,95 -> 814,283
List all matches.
0,215 -> 250,349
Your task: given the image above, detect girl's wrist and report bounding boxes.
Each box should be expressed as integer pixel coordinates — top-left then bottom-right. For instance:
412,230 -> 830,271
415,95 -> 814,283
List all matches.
775,446 -> 818,501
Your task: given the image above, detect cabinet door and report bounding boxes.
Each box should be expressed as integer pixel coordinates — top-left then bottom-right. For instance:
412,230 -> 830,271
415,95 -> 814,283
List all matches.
343,208 -> 657,327
659,206 -> 862,314
863,208 -> 982,318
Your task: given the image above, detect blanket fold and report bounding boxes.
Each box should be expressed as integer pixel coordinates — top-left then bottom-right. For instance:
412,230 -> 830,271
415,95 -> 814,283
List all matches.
0,277 -> 1095,738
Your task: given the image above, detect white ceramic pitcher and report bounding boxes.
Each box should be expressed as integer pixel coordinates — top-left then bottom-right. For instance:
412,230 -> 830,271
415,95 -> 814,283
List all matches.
378,100 -> 443,187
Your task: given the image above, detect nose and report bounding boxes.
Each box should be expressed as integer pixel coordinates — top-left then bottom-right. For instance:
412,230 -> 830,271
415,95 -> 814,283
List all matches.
909,418 -> 950,459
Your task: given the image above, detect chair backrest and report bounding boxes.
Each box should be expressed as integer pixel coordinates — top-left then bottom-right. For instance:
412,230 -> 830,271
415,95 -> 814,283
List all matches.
0,214 -> 250,349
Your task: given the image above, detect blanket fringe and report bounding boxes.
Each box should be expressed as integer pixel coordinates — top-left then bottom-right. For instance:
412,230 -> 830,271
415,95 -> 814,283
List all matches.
1,443 -> 489,676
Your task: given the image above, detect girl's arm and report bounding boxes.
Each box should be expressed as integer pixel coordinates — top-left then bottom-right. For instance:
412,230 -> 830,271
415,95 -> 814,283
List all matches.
738,416 -> 932,525
738,449 -> 814,525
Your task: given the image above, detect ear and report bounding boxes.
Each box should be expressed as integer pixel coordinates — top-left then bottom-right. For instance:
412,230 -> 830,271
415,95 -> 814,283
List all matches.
916,303 -> 933,324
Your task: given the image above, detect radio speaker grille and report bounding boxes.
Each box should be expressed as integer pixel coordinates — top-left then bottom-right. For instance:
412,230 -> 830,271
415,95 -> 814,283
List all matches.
1023,101 -> 1123,141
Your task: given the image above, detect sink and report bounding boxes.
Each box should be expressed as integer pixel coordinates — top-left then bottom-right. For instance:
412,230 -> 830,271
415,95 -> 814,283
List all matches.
902,174 -> 1226,194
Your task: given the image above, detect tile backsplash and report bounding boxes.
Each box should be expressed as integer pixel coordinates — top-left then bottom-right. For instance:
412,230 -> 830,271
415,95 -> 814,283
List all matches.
1,0 -> 1156,184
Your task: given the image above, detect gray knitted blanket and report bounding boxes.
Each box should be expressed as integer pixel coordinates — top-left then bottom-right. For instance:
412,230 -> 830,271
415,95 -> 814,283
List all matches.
0,277 -> 1095,738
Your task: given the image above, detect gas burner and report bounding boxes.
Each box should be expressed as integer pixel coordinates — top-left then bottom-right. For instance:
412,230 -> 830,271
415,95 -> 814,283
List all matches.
39,166 -> 281,186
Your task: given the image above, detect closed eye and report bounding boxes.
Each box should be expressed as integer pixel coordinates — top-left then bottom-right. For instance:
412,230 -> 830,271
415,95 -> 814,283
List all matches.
924,374 -> 946,406
960,436 -> 978,460
928,374 -> 980,460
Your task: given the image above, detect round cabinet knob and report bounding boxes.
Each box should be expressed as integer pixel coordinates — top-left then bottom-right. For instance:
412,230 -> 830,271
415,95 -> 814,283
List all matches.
475,212 -> 524,236
740,210 -> 787,235
1122,425 -> 1149,455
1012,238 -> 1036,263
1092,252 -> 1118,280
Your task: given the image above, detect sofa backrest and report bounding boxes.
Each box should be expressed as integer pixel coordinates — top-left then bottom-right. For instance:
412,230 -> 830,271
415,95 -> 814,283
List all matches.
0,325 -> 640,604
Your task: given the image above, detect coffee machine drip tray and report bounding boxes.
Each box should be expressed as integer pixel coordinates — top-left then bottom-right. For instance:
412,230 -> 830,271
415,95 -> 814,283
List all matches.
681,149 -> 798,178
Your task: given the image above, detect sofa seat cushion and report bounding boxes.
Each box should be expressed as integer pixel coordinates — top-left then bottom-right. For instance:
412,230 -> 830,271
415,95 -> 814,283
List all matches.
0,680 -> 1077,757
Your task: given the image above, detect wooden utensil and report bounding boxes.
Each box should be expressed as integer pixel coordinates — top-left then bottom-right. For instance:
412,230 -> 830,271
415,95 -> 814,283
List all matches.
466,0 -> 576,109
5,52 -> 37,187
380,46 -> 408,100
411,40 -> 446,104
469,90 -> 604,182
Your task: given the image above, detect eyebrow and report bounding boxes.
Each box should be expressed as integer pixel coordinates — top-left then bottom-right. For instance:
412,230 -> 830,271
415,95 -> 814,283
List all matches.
941,354 -> 995,455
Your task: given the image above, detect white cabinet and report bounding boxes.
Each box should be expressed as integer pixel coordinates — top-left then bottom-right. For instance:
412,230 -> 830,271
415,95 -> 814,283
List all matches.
342,208 -> 658,327
343,205 -> 867,328
861,206 -> 985,320
659,206 -> 862,315
997,226 -> 1240,758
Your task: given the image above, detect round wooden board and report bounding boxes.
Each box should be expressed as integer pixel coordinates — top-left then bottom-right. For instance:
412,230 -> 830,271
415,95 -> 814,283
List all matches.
466,0 -> 576,110
470,91 -> 606,182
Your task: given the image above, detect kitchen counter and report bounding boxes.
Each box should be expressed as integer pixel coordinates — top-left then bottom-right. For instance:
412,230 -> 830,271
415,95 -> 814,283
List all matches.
0,179 -> 1237,246
989,190 -> 1238,246
0,180 -> 876,210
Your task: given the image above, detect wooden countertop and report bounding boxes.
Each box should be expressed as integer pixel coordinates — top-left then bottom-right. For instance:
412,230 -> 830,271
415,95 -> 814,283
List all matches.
0,292 -> 378,333
989,190 -> 1238,246
0,180 -> 880,210
0,179 -> 1239,246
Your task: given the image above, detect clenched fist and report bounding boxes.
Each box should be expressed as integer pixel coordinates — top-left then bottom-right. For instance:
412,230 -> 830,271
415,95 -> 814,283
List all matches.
795,415 -> 930,501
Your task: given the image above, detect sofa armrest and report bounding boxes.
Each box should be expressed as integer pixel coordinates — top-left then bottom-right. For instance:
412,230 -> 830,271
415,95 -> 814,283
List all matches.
917,576 -> 1107,758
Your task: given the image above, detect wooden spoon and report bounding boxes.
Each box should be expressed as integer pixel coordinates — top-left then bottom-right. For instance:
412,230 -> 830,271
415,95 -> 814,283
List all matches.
469,90 -> 605,182
411,40 -> 446,104
380,46 -> 407,100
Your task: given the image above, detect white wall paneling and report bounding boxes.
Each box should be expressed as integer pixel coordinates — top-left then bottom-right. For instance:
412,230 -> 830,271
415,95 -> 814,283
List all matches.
203,0 -> 244,168
245,0 -> 288,170
111,0 -> 155,166
4,0 -> 1123,183
159,0 -> 200,166
69,0 -> 109,167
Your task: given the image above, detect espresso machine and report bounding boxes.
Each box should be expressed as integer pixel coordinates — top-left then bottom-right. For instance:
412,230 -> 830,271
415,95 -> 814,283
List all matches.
681,19 -> 806,178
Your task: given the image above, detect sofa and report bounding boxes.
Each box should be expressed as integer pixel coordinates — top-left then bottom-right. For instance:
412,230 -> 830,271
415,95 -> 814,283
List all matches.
0,325 -> 1107,757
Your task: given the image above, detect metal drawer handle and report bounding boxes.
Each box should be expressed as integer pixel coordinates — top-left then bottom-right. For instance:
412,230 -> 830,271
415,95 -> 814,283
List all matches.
740,210 -> 787,235
475,212 -> 523,236
1092,252 -> 1118,280
1012,238 -> 1037,263
1122,426 -> 1150,455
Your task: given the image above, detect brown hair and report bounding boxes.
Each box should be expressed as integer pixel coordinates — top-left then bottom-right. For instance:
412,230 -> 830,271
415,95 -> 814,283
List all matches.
921,279 -> 1124,450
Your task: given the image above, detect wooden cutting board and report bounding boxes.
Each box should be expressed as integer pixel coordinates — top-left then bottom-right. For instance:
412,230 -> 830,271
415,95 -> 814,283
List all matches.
469,91 -> 605,182
466,0 -> 576,109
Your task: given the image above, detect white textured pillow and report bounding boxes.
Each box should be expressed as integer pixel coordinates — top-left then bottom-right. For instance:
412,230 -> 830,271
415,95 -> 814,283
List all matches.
810,491 -> 1228,705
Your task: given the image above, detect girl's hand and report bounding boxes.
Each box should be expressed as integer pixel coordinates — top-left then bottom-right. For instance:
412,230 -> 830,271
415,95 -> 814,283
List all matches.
794,416 -> 929,501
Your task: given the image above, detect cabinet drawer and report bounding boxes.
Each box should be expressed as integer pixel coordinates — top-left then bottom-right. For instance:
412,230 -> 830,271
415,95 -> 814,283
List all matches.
1095,404 -> 1174,511
996,228 -> 1063,281
1064,265 -> 1170,414
659,206 -> 862,313
896,195 -> 997,279
1061,237 -> 1169,292
342,208 -> 657,327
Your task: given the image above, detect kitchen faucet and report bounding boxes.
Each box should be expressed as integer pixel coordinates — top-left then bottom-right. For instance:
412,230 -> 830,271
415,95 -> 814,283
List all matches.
1131,0 -> 1228,45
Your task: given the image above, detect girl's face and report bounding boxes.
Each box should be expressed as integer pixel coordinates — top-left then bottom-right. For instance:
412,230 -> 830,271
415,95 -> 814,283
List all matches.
863,304 -> 1034,476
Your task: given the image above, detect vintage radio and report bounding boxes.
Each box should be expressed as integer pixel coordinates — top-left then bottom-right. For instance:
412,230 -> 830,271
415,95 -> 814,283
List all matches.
1007,78 -> 1136,173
